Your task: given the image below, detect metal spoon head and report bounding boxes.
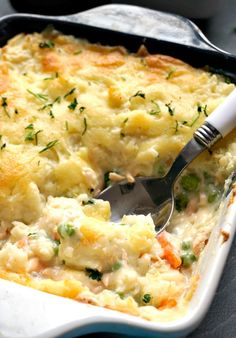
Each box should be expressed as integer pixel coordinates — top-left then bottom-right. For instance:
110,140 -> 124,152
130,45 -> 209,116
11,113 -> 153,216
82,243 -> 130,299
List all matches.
98,177 -> 174,234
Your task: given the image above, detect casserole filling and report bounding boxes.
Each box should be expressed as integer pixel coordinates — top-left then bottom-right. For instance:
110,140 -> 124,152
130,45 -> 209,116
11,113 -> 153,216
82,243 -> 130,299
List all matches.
0,28 -> 235,321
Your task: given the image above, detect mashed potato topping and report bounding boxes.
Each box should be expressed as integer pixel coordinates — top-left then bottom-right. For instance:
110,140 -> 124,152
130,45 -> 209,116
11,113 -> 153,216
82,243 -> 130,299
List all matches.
0,28 -> 235,321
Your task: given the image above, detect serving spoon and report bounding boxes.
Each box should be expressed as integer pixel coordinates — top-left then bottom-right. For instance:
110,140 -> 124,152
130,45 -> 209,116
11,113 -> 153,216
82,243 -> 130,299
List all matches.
98,89 -> 236,234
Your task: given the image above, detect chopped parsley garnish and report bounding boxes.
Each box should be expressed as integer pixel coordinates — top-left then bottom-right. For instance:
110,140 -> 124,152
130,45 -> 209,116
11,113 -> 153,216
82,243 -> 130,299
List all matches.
64,88 -> 76,98
24,124 -> 43,145
15,109 -> 19,115
27,89 -> 48,102
54,96 -> 61,104
82,199 -> 95,206
129,90 -> 146,101
49,110 -> 55,119
68,98 -> 78,110
39,103 -> 53,111
189,111 -> 201,127
39,140 -> 58,153
142,293 -> 151,304
57,223 -> 75,238
34,130 -> 43,145
79,106 -> 86,113
165,102 -> 175,116
44,72 -> 58,81
123,117 -> 128,124
25,131 -> 34,141
39,40 -> 55,49
0,143 -> 6,150
180,173 -> 200,192
39,96 -> 61,111
82,117 -> 87,135
27,232 -> 38,238
116,292 -> 125,299
120,132 -> 125,138
112,261 -> 122,271
85,268 -> 103,281
25,123 -> 34,130
166,68 -> 176,80
1,97 -> 10,118
149,100 -> 161,115
174,120 -> 179,133
197,103 -> 208,116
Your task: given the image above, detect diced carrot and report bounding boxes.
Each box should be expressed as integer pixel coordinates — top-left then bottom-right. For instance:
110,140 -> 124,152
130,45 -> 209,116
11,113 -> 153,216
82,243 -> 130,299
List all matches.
157,231 -> 182,269
17,237 -> 28,249
158,298 -> 177,310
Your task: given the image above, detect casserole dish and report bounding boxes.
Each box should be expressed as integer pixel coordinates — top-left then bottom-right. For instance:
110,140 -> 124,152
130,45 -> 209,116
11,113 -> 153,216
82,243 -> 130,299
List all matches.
0,4 -> 236,337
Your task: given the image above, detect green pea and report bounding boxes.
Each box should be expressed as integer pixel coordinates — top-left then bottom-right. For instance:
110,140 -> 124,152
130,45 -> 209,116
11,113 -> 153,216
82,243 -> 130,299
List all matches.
181,252 -> 197,268
181,241 -> 191,251
57,223 -> 75,238
175,192 -> 189,212
180,173 -> 200,192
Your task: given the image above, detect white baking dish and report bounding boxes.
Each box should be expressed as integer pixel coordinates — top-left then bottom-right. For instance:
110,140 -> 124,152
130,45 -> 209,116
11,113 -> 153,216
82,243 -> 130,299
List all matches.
0,4 -> 236,338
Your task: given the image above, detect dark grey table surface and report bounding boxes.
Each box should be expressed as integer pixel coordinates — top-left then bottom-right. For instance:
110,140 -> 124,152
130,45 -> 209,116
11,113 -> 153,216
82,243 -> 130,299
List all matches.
0,0 -> 236,337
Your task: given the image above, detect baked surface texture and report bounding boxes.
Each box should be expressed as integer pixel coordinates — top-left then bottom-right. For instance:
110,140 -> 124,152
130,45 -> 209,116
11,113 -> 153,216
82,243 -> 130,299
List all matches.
0,28 -> 235,321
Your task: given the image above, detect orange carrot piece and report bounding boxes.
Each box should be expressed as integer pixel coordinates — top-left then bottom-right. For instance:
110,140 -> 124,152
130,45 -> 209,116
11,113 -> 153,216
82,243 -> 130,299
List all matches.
158,298 -> 177,310
157,232 -> 182,269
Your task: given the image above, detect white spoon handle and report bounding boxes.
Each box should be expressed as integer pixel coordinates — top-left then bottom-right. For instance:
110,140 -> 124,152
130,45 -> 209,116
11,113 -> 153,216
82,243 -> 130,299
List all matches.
206,89 -> 236,137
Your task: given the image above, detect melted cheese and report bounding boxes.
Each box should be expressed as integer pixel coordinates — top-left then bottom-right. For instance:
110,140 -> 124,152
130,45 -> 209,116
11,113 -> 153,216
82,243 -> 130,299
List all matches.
0,28 -> 235,322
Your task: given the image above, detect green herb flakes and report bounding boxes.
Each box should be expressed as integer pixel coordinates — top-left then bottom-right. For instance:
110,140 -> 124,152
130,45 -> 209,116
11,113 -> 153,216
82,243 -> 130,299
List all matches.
44,72 -> 58,81
165,102 -> 175,116
0,143 -> 6,150
130,90 -> 146,101
25,123 -> 34,130
82,117 -> 87,135
112,261 -> 122,271
39,40 -> 55,49
85,268 -> 103,281
142,293 -> 151,304
49,110 -> 55,119
82,199 -> 95,206
64,88 -> 76,98
57,223 -> 76,238
27,89 -> 48,102
166,68 -> 176,80
1,97 -> 10,118
149,100 -> 161,115
68,98 -> 78,111
39,140 -> 58,153
197,103 -> 208,116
